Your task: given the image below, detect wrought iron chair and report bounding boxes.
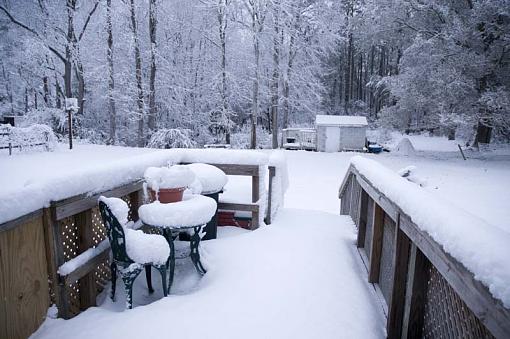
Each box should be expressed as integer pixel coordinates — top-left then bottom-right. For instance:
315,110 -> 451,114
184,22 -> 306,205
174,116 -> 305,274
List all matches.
98,198 -> 170,309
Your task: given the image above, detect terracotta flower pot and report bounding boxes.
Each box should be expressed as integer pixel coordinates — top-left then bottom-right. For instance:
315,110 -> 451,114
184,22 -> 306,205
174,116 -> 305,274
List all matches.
150,187 -> 185,203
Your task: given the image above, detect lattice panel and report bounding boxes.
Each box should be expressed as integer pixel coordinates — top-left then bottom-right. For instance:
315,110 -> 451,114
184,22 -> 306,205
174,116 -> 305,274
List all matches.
422,265 -> 494,339
122,194 -> 134,222
378,213 -> 396,304
68,280 -> 81,316
91,206 -> 111,294
60,216 -> 78,261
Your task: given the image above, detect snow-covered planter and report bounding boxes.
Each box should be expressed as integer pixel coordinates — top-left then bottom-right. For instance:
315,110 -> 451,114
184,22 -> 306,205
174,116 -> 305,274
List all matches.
144,165 -> 196,203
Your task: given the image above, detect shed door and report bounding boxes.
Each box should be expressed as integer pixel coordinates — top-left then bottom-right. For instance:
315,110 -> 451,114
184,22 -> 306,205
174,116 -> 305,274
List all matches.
325,127 -> 340,152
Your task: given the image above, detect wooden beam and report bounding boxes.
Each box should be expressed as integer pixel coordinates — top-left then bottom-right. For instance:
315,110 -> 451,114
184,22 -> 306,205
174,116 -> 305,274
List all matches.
218,202 -> 259,212
42,207 -> 70,319
75,210 -> 96,310
265,166 -> 276,224
180,162 -> 259,176
0,209 -> 43,233
356,173 -> 398,221
402,243 -> 430,339
387,215 -> 411,339
399,214 -> 510,339
368,203 -> 384,283
64,249 -> 109,285
357,190 -> 369,248
53,181 -> 143,220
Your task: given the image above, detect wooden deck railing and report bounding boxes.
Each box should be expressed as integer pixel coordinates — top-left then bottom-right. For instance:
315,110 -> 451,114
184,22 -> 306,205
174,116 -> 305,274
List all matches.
0,162 -> 277,338
339,165 -> 510,339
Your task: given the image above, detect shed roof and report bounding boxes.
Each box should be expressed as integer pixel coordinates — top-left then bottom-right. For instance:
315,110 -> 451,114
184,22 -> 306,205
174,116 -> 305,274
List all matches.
315,115 -> 368,127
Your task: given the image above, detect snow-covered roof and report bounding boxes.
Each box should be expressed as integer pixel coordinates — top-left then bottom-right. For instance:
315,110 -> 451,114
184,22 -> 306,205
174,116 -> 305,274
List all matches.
315,115 -> 368,127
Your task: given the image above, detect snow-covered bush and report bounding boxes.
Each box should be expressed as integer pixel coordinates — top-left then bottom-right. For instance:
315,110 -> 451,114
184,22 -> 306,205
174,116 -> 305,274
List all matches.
23,107 -> 67,135
230,125 -> 271,149
4,124 -> 58,152
147,128 -> 197,149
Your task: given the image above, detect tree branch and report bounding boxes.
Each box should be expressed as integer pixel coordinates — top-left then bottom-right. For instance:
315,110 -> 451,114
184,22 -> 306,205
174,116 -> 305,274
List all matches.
0,5 -> 66,63
78,0 -> 101,41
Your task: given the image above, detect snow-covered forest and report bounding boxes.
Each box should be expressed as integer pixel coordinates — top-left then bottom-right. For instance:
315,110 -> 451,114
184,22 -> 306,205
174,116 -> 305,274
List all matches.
0,0 -> 509,147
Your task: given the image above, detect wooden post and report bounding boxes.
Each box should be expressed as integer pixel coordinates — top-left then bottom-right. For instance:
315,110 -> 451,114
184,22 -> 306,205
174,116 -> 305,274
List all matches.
43,207 -> 71,319
129,190 -> 142,221
357,190 -> 369,248
75,209 -> 96,310
368,203 -> 384,283
387,214 -> 411,339
67,108 -> 73,150
402,243 -> 431,339
251,172 -> 260,230
265,166 -> 276,224
8,142 -> 12,155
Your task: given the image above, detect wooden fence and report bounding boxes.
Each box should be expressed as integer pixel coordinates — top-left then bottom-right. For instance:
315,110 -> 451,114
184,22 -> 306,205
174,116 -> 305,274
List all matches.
339,165 -> 510,339
0,162 -> 275,338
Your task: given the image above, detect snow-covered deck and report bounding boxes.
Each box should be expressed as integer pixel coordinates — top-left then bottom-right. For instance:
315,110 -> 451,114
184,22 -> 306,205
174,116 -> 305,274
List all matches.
33,210 -> 385,338
2,141 -> 509,338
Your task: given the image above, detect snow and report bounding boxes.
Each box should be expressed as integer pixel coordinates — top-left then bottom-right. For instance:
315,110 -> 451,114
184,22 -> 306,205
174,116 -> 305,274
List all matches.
32,211 -> 385,339
124,228 -> 170,265
99,196 -> 170,266
138,194 -> 217,228
99,196 -> 130,227
350,156 -> 510,308
58,239 -> 109,276
0,145 -> 171,224
0,145 -> 288,225
144,165 -> 196,191
184,163 -> 228,194
393,137 -> 416,156
315,115 -> 368,126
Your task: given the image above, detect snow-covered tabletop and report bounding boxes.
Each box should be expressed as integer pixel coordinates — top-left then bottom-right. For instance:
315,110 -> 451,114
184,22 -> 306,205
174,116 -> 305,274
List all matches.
184,163 -> 228,194
138,194 -> 217,228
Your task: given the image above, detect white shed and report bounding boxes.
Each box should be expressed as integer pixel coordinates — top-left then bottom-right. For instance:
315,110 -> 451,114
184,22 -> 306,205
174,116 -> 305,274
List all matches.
315,115 -> 367,152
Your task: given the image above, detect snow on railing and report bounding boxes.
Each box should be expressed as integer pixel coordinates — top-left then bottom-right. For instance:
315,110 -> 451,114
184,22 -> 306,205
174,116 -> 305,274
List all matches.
349,156 -> 510,308
0,148 -> 287,225
339,156 -> 510,338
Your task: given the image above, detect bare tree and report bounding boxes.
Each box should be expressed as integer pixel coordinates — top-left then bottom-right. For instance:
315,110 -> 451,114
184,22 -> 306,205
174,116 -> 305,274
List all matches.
129,0 -> 146,147
148,0 -> 158,132
106,0 -> 117,144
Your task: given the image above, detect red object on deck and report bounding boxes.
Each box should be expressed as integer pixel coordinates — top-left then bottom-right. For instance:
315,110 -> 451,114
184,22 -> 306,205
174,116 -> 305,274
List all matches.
218,211 -> 251,229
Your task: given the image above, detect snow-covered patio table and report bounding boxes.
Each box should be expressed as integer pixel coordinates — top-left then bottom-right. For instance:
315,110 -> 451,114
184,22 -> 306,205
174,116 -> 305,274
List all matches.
138,195 -> 217,292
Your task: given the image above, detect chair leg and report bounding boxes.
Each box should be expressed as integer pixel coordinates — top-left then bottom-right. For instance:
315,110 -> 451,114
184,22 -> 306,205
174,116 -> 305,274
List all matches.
145,265 -> 154,294
190,226 -> 206,275
168,238 -> 175,294
110,262 -> 117,301
156,266 -> 168,297
121,266 -> 143,309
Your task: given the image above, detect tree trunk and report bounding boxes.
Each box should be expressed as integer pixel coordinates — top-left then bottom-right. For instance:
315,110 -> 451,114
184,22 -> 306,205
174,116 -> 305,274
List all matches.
43,76 -> 49,105
270,0 -> 280,149
129,0 -> 145,147
106,0 -> 116,144
219,0 -> 230,144
282,31 -> 295,129
250,15 -> 260,149
148,0 -> 157,132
